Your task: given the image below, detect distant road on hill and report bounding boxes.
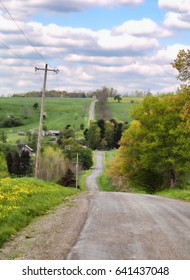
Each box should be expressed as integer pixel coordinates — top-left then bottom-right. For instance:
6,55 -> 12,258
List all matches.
88,99 -> 96,126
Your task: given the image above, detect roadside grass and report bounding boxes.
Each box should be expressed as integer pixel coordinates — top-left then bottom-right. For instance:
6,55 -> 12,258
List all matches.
0,97 -> 92,144
0,177 -> 79,248
155,187 -> 190,202
79,169 -> 91,191
98,151 -> 117,192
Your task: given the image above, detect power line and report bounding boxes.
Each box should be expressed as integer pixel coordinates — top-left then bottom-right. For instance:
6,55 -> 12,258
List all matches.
0,0 -> 47,64
0,39 -> 35,68
34,64 -> 59,178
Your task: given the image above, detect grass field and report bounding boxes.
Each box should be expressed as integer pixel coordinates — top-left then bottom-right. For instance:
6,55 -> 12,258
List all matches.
108,97 -> 142,122
0,177 -> 79,248
0,97 -> 92,143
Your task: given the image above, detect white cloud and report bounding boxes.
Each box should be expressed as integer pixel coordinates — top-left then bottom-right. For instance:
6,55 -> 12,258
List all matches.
158,0 -> 190,13
159,0 -> 190,30
1,0 -> 144,20
112,18 -> 172,37
0,0 -> 188,95
164,12 -> 190,29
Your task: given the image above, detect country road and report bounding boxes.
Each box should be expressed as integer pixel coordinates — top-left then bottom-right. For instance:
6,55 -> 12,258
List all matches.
67,151 -> 190,260
1,151 -> 190,260
88,99 -> 96,126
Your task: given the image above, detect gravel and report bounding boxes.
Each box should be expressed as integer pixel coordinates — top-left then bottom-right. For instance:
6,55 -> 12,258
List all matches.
0,192 -> 91,260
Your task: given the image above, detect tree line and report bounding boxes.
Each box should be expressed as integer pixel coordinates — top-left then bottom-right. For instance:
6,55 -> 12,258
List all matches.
107,49 -> 190,193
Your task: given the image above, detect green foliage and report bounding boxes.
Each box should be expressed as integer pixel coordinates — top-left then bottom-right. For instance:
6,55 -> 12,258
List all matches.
58,169 -> 76,188
0,97 -> 92,144
114,94 -> 122,103
0,152 -> 9,178
62,138 -> 93,170
85,119 -> 124,150
0,177 -> 79,247
39,146 -> 66,182
0,131 -> 7,143
33,102 -> 39,109
108,93 -> 190,193
171,49 -> 190,83
156,188 -> 190,202
0,115 -> 23,128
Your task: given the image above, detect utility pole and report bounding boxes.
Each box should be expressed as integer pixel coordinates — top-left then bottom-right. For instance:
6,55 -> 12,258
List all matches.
75,153 -> 82,188
34,64 -> 59,178
76,153 -> 79,189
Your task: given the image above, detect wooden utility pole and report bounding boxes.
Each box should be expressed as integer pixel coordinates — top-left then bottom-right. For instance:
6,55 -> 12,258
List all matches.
34,64 -> 59,178
76,153 -> 79,189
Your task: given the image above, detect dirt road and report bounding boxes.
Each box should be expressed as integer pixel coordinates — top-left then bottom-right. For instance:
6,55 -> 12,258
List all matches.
87,99 -> 96,126
1,151 -> 190,260
67,151 -> 190,260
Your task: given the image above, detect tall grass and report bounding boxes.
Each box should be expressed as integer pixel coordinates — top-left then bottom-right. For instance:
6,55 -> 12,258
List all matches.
0,177 -> 79,247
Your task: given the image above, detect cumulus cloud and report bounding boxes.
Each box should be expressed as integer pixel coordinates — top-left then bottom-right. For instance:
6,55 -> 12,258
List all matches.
112,18 -> 172,37
164,12 -> 190,29
159,0 -> 190,30
158,0 -> 190,13
0,0 -> 188,95
1,0 -> 144,20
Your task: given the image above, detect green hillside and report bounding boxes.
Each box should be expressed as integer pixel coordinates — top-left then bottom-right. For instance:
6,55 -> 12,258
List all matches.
0,97 -> 92,143
108,97 -> 142,123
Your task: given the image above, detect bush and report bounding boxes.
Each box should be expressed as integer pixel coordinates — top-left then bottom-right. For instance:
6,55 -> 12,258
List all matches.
0,115 -> 23,127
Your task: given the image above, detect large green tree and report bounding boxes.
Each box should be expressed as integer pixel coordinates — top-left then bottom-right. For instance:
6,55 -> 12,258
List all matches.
108,93 -> 190,192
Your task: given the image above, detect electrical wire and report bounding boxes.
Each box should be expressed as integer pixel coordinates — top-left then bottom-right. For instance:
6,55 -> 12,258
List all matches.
0,0 -> 60,93
0,39 -> 35,68
0,0 -> 47,65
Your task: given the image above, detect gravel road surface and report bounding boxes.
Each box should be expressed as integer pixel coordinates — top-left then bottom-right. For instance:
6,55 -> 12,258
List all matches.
1,151 -> 190,260
87,99 -> 96,126
67,151 -> 190,260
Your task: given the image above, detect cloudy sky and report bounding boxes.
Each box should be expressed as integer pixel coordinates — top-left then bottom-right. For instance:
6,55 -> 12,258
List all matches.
0,0 -> 190,96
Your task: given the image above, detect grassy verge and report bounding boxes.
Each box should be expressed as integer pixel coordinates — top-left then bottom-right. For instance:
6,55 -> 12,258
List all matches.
79,169 -> 91,191
155,188 -> 190,202
0,177 -> 79,248
97,151 -> 117,192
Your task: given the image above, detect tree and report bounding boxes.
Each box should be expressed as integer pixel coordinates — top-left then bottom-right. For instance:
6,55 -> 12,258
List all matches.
19,150 -> 33,176
85,119 -> 124,150
85,124 -> 101,150
27,131 -> 38,151
58,169 -> 76,188
108,93 -> 190,192
62,138 -> 93,170
33,102 -> 39,110
171,49 -> 190,83
114,94 -> 122,103
57,125 -> 75,145
0,152 -> 9,178
38,146 -> 66,182
1,131 -> 7,143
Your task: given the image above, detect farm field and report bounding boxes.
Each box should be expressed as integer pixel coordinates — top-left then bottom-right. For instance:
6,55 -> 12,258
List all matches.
0,177 -> 79,248
108,97 -> 142,122
0,97 -> 92,143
